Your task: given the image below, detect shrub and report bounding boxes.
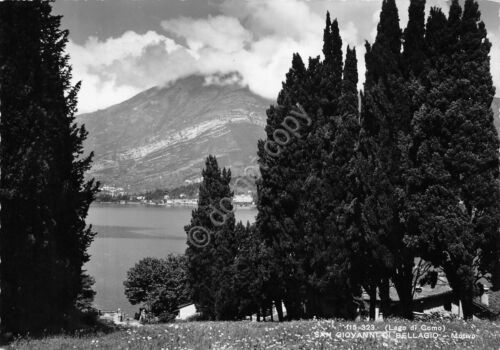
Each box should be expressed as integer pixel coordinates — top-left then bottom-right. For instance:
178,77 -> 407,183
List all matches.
124,255 -> 191,322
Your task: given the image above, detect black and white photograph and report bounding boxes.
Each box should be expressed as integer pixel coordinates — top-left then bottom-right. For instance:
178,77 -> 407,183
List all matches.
0,0 -> 500,348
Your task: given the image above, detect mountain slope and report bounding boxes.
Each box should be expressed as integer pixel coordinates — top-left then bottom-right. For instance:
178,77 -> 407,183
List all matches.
493,97 -> 500,132
77,75 -> 272,191
78,79 -> 500,193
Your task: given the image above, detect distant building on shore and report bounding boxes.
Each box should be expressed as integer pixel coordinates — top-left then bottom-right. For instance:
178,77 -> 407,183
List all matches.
184,177 -> 203,185
234,193 -> 253,205
100,185 -> 126,197
165,198 -> 197,207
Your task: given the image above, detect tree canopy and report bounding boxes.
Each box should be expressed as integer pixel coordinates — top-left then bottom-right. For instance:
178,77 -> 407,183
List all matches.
124,255 -> 191,322
0,0 -> 98,333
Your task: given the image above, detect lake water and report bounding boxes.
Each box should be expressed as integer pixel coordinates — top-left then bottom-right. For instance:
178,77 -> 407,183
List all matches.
85,204 -> 257,317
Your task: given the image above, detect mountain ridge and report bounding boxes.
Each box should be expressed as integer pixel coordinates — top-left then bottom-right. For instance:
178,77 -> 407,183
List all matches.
77,75 -> 272,191
77,77 -> 500,192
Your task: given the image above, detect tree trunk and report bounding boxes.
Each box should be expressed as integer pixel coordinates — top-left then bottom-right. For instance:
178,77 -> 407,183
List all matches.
462,297 -> 473,320
270,301 -> 274,321
275,300 -> 284,322
461,277 -> 475,320
396,280 -> 413,320
393,262 -> 414,320
444,263 -> 475,320
379,277 -> 390,319
305,291 -> 319,319
369,285 -> 376,320
283,297 -> 303,320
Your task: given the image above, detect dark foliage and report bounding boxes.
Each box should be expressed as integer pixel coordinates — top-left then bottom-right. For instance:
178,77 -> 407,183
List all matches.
403,0 -> 500,318
0,0 -> 98,333
184,155 -> 239,320
124,255 -> 191,322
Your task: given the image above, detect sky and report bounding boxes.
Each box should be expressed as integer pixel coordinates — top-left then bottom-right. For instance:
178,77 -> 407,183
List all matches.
53,0 -> 500,114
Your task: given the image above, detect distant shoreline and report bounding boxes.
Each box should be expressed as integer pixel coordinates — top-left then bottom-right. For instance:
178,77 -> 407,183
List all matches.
92,201 -> 257,210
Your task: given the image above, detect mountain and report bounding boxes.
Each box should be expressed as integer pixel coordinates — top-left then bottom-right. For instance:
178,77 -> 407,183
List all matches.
77,75 -> 272,192
77,78 -> 500,193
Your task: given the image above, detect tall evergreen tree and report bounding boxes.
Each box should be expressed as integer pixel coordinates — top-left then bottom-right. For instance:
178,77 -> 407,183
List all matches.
0,0 -> 98,333
322,12 -> 333,66
321,13 -> 343,116
402,0 -> 426,77
184,155 -> 237,320
303,46 -> 362,319
358,0 -> 419,319
364,0 -> 402,87
0,2 -> 51,333
256,12 -> 347,319
255,52 -> 311,319
39,0 -> 98,323
231,222 -> 270,319
407,0 -> 500,319
298,13 -> 348,318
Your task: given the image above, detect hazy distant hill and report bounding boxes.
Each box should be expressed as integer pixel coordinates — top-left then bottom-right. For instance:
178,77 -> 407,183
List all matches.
77,75 -> 272,192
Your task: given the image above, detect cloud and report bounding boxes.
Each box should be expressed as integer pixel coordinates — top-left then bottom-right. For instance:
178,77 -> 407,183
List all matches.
489,31 -> 500,95
68,0 -> 330,112
68,0 -> 500,113
220,0 -> 322,41
162,15 -> 252,52
69,30 -> 199,113
160,1 -> 326,100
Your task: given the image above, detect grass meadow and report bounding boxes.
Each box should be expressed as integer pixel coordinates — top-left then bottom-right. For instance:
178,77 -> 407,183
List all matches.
7,318 -> 500,350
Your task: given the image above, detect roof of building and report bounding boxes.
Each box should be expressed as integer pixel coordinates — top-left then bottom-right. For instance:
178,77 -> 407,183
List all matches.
487,290 -> 500,315
362,277 -> 452,302
176,302 -> 195,310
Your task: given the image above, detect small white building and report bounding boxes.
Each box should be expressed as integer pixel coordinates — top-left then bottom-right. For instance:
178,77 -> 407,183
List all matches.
175,303 -> 198,321
234,193 -> 253,204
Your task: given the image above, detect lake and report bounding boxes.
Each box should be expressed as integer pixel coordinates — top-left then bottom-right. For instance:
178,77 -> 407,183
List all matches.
85,203 -> 257,317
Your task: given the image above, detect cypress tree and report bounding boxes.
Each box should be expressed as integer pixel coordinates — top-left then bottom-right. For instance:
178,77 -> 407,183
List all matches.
448,0 -> 462,38
402,0 -> 426,77
0,1 -> 50,333
212,186 -> 239,320
321,15 -> 343,115
408,0 -> 500,319
365,0 -> 402,87
360,0 -> 400,320
339,47 -> 359,116
423,7 -> 449,63
0,0 -> 98,333
298,13 -> 346,318
306,46 -> 362,319
184,155 -> 237,320
358,0 -> 419,319
255,52 -> 311,319
40,1 -> 99,323
256,12 -> 347,319
322,12 -> 333,65
231,222 -> 269,319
